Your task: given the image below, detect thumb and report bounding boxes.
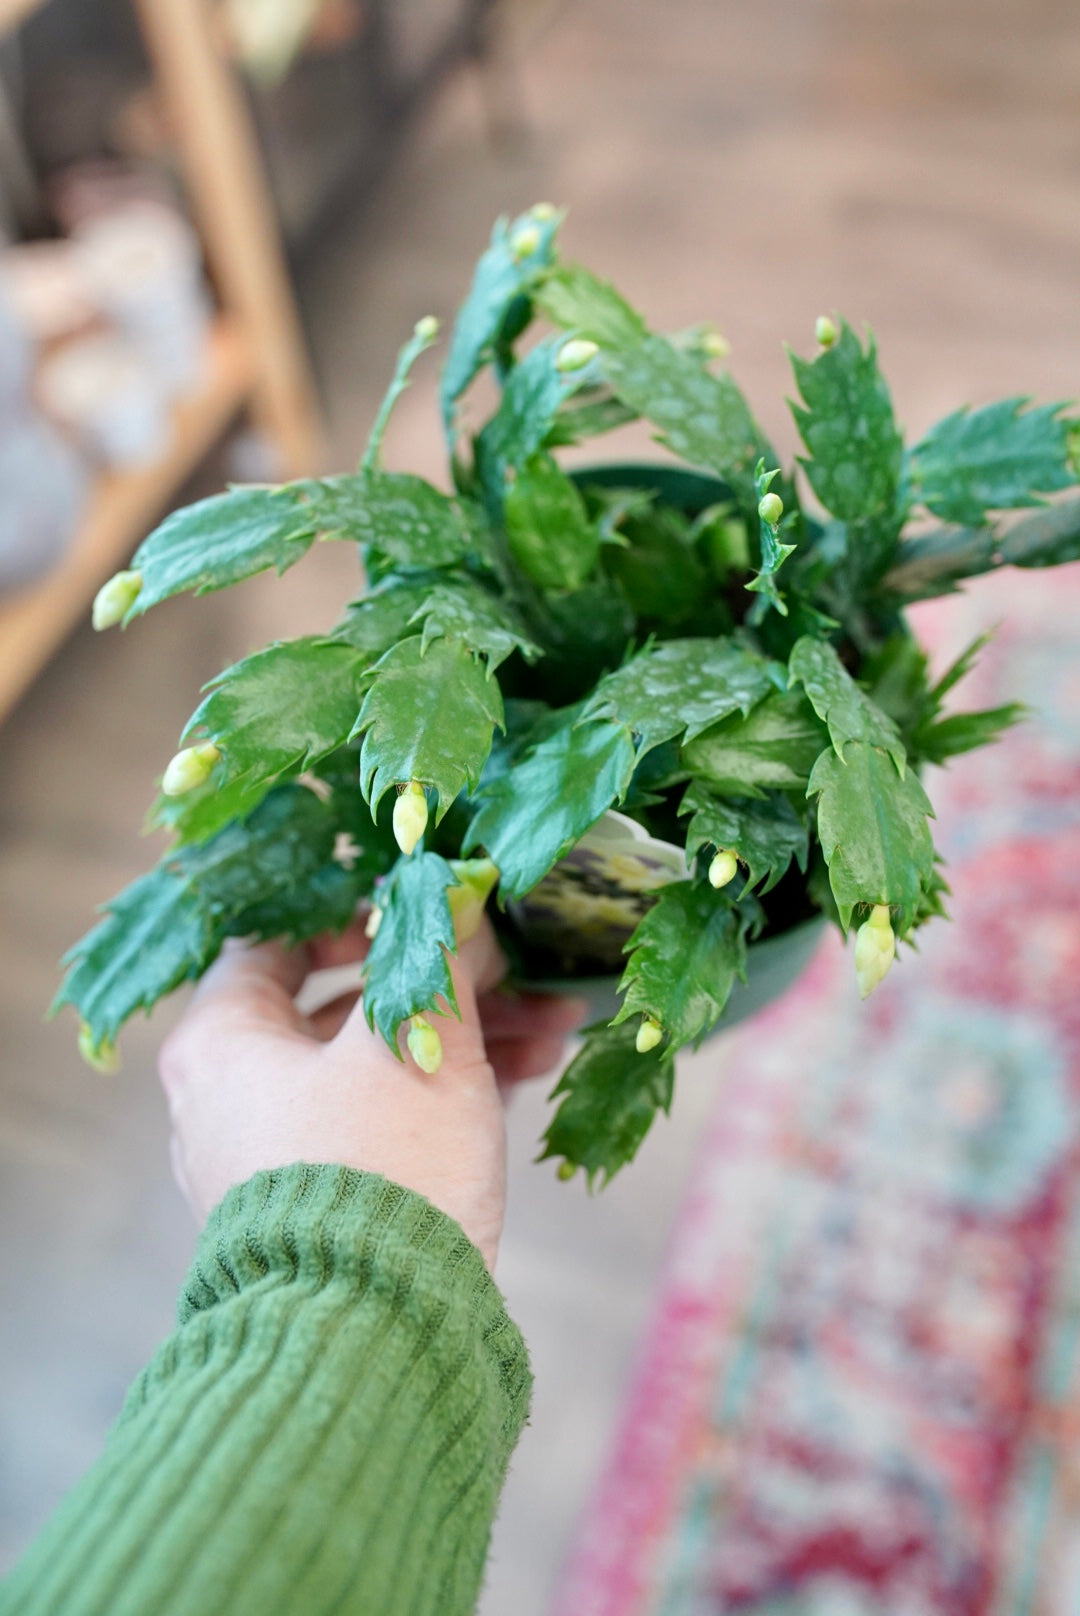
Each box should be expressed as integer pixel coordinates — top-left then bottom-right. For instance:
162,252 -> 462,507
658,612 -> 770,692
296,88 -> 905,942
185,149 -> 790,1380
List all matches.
428,913 -> 507,1071
333,912 -> 507,1066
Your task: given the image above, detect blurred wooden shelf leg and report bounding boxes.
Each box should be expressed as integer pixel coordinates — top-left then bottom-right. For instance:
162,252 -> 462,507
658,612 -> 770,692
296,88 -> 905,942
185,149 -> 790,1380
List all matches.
133,0 -> 325,479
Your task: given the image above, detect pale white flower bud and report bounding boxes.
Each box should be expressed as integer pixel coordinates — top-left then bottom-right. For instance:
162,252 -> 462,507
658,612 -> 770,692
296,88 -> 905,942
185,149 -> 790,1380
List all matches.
92,569 -> 142,630
393,781 -> 428,855
701,326 -> 731,360
414,315 -> 440,341
758,491 -> 784,526
636,1014 -> 663,1054
556,338 -> 600,373
510,224 -> 542,261
447,857 -> 499,943
78,1022 -> 120,1074
162,742 -> 221,797
708,848 -> 739,889
854,904 -> 896,999
815,315 -> 838,348
530,202 -> 558,221
364,905 -> 383,940
407,1015 -> 443,1074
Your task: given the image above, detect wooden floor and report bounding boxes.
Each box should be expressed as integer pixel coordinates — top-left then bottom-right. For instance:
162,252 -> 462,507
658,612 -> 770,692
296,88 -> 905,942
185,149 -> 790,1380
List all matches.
2,1 -> 1079,1607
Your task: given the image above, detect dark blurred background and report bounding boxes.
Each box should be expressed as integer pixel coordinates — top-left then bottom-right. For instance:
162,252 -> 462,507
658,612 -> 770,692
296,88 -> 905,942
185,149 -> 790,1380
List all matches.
1,2 -> 1078,1610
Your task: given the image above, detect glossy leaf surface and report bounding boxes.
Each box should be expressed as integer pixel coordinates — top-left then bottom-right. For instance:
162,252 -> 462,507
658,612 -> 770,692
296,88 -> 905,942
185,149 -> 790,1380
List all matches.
540,1019 -> 673,1183
354,635 -> 504,817
463,718 -> 636,899
681,690 -> 827,797
614,881 -> 747,1049
909,398 -> 1074,526
182,638 -> 368,788
362,851 -> 460,1051
585,637 -> 774,753
807,741 -> 935,931
680,783 -> 809,894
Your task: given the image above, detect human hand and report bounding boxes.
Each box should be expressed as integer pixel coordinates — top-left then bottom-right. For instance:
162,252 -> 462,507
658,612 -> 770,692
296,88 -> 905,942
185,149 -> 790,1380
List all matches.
158,913 -> 584,1270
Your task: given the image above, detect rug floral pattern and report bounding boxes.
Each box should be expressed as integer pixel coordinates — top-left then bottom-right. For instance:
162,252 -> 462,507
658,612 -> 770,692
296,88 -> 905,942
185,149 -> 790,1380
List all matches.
556,569 -> 1080,1616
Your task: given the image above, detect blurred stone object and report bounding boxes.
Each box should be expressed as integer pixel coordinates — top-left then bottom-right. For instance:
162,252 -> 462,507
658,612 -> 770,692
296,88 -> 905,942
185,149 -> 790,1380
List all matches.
74,201 -> 210,395
0,273 -> 32,411
0,416 -> 88,591
47,161 -> 180,236
0,240 -> 100,347
37,330 -> 169,468
0,285 -> 87,593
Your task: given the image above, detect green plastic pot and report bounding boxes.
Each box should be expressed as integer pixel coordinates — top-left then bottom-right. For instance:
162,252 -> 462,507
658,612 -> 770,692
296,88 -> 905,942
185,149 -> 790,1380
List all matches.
507,461 -> 828,1037
526,914 -> 826,1037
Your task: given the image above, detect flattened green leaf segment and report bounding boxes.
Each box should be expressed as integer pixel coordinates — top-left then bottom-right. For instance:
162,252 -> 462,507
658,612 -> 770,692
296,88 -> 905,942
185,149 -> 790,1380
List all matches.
315,472 -> 476,571
540,1018 -> 673,1184
182,638 -> 368,788
54,784 -> 379,1046
533,263 -> 649,349
362,851 -> 460,1052
681,690 -> 827,798
680,783 -> 809,895
413,578 -> 540,668
614,881 -> 747,1050
475,336 -> 590,493
807,741 -> 935,932
53,868 -> 216,1046
604,335 -> 774,509
504,452 -> 600,590
463,718 -> 636,900
909,397 -> 1075,527
789,636 -> 905,770
440,207 -> 562,429
127,482 -> 327,617
584,636 -> 774,753
352,634 -> 504,817
788,322 -> 904,525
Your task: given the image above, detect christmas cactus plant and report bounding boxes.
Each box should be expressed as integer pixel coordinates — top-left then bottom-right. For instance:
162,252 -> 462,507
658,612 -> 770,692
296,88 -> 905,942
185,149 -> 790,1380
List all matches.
56,206 -> 1080,1182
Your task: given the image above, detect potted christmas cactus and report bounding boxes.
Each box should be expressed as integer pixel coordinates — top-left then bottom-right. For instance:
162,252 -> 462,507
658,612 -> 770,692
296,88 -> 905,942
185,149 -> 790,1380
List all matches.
56,205 -> 1080,1183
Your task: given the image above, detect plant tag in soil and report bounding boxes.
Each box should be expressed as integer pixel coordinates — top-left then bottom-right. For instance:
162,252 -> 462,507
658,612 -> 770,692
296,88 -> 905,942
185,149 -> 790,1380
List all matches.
507,810 -> 688,972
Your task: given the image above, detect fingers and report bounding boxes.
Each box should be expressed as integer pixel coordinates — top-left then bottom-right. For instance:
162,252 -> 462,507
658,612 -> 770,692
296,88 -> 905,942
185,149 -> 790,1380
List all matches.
306,989 -> 361,1042
307,916 -> 371,974
488,1032 -> 571,1086
332,912 -> 507,1067
186,936 -> 312,1032
477,989 -> 587,1042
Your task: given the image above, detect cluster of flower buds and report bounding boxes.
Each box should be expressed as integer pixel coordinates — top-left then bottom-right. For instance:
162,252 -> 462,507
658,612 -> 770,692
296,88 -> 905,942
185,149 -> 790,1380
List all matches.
556,338 -> 599,373
162,742 -> 221,797
854,904 -> 896,999
92,569 -> 142,630
393,780 -> 429,855
407,1014 -> 443,1074
636,1013 -> 663,1054
708,847 -> 739,889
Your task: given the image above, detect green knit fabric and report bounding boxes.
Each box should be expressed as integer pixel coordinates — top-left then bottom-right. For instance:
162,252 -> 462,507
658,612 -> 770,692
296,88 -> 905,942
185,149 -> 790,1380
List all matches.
0,1165 -> 532,1616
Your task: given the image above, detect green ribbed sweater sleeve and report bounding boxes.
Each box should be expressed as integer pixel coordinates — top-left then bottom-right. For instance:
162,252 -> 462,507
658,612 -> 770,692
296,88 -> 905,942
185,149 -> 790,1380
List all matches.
0,1164 -> 532,1616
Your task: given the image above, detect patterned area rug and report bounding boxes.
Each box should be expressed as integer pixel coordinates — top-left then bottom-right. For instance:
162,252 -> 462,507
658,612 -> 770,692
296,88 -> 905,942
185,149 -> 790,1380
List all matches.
554,568 -> 1080,1616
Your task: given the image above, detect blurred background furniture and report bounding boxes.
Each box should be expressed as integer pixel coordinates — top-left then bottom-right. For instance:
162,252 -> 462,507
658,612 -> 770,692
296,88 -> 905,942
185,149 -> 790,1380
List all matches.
0,0 -> 495,724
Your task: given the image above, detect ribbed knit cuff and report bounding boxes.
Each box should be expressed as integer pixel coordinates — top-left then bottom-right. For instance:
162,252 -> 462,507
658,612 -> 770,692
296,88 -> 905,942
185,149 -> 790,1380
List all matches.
2,1165 -> 531,1616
